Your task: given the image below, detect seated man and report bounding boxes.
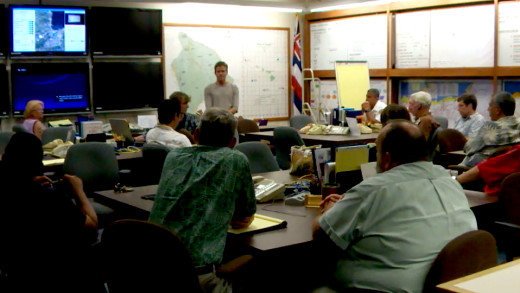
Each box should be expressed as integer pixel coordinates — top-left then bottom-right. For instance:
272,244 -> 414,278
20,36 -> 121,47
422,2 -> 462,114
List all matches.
149,108 -> 256,292
361,88 -> 386,124
453,93 -> 486,138
380,103 -> 411,126
146,99 -> 191,149
461,91 -> 520,167
407,91 -> 439,140
313,120 -> 477,293
457,143 -> 520,196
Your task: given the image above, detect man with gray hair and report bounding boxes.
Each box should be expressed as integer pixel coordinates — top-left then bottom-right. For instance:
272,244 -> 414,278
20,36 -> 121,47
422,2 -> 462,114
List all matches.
361,88 -> 386,124
461,91 -> 520,167
149,108 -> 256,292
407,91 -> 438,140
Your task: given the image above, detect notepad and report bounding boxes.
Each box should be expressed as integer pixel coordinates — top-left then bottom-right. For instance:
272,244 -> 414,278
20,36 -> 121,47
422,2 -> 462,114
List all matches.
42,158 -> 65,166
48,119 -> 74,127
228,214 -> 287,235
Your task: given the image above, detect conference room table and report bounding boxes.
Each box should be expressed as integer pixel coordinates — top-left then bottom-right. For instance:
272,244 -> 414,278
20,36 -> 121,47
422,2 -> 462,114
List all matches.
93,169 -> 498,252
244,131 -> 379,147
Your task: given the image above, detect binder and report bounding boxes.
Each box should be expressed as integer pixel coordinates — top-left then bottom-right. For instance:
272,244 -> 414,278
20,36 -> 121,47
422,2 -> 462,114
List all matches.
228,214 -> 287,235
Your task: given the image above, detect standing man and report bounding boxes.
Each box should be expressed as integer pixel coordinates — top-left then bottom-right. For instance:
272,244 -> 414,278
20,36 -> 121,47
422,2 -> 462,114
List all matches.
453,93 -> 486,138
204,61 -> 239,115
461,91 -> 520,167
361,88 -> 386,124
149,108 -> 256,292
312,120 -> 477,292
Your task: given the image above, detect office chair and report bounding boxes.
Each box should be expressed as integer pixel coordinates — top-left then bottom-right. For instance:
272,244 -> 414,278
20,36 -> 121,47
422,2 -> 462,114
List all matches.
11,124 -> 27,133
494,172 -> 520,261
273,126 -> 304,170
290,114 -> 314,130
432,129 -> 467,167
99,219 -> 202,293
237,118 -> 260,143
41,126 -> 75,146
423,230 -> 498,293
235,141 -> 280,173
0,131 -> 14,157
141,143 -> 170,185
426,126 -> 442,161
433,116 -> 449,130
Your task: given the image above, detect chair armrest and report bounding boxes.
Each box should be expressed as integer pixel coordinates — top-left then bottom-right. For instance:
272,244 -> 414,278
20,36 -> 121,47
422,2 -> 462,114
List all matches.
447,165 -> 470,174
495,221 -> 520,231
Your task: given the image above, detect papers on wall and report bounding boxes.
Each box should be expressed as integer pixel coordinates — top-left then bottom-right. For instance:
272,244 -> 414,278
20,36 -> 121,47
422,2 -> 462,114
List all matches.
498,2 -> 520,66
137,115 -> 158,129
395,11 -> 431,68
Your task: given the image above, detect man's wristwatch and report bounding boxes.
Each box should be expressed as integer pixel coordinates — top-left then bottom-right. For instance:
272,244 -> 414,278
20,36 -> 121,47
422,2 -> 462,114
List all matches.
363,109 -> 369,113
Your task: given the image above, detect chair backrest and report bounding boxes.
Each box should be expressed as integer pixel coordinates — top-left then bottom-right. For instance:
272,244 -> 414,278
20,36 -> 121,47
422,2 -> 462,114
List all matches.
436,128 -> 467,154
235,141 -> 280,173
290,114 -> 314,130
427,126 -> 443,161
142,143 -> 171,185
178,128 -> 196,144
0,131 -> 14,157
273,126 -> 304,170
63,142 -> 119,193
12,124 -> 27,133
41,126 -> 75,145
237,118 -> 260,134
499,172 -> 520,226
99,219 -> 202,293
423,230 -> 498,293
433,116 -> 449,130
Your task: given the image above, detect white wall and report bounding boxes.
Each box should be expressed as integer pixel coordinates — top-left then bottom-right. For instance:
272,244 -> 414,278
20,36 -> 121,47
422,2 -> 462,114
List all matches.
0,1 -> 296,131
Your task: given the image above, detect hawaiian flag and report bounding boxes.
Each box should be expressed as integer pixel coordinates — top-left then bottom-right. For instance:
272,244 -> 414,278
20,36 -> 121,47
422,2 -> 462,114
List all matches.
291,15 -> 303,114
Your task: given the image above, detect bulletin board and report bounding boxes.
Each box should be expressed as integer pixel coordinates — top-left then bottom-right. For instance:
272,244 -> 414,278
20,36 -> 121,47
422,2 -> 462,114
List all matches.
163,24 -> 290,120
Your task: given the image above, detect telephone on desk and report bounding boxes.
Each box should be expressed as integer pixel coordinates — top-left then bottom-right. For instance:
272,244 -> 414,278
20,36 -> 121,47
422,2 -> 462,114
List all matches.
252,176 -> 285,203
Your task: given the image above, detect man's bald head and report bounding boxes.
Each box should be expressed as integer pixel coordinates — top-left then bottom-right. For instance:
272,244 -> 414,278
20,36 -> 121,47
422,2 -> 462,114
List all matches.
376,120 -> 428,172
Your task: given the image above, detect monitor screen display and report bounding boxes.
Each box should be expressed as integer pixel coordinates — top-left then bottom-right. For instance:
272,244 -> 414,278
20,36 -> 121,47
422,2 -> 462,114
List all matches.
10,5 -> 87,56
90,7 -> 162,56
11,63 -> 91,115
0,5 -> 7,56
0,65 -> 8,116
92,61 -> 164,112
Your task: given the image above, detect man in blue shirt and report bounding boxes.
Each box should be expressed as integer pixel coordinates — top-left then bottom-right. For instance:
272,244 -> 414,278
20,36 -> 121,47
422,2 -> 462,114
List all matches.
149,107 -> 256,292
453,93 -> 486,138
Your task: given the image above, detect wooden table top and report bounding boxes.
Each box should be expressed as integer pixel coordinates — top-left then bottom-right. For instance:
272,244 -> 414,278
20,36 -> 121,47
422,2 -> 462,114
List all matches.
244,131 -> 379,147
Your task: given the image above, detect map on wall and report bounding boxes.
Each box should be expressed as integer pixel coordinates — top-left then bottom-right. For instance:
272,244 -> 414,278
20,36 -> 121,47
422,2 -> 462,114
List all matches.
164,24 -> 290,119
398,80 -> 494,128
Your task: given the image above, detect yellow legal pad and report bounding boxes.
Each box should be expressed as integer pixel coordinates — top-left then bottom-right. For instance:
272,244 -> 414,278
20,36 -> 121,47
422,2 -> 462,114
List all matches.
228,214 -> 287,235
42,158 -> 65,166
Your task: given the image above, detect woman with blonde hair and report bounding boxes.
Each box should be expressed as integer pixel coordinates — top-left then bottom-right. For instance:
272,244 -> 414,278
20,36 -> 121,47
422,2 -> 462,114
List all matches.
22,100 -> 46,139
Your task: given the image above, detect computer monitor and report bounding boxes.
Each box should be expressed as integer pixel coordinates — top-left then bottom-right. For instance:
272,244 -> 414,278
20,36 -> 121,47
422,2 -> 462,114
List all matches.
9,5 -> 87,56
11,62 -> 91,116
109,118 -> 134,146
92,61 -> 164,112
90,7 -> 162,56
0,64 -> 8,117
0,5 -> 7,57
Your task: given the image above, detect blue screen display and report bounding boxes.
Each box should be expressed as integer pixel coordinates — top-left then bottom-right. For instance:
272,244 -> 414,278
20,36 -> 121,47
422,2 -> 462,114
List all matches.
11,63 -> 90,115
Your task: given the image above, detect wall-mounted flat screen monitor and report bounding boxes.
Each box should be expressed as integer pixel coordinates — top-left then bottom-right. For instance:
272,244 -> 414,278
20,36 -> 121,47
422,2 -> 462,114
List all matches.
11,63 -> 91,115
0,65 -> 8,116
10,5 -> 87,56
90,7 -> 161,56
92,61 -> 164,112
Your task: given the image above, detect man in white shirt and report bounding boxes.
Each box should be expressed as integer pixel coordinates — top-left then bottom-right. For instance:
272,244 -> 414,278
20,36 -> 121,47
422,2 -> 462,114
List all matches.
361,88 -> 386,124
453,93 -> 486,138
146,99 -> 191,149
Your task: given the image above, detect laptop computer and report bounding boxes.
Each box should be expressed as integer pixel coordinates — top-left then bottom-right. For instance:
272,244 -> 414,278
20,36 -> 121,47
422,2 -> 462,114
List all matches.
109,118 -> 134,146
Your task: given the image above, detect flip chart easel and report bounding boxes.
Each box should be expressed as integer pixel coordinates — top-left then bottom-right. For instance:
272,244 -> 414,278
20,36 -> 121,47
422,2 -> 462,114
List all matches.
335,61 -> 370,109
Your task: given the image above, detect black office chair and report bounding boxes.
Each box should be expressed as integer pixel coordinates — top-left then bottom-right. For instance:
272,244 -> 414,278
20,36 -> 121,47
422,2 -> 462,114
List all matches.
273,126 -> 304,170
235,141 -> 280,173
41,126 -> 75,146
141,143 -> 170,185
290,114 -> 314,130
99,219 -> 202,293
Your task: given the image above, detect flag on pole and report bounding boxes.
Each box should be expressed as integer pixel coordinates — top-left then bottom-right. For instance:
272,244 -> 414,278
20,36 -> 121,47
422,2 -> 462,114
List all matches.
291,14 -> 303,114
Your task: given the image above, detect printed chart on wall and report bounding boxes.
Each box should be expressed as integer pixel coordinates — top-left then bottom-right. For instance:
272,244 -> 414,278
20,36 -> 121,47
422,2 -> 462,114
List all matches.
310,14 -> 387,70
164,24 -> 290,120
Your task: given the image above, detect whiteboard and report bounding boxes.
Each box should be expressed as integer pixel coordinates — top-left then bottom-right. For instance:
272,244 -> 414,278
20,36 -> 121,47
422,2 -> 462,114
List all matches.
310,14 -> 387,70
498,2 -> 520,66
395,11 -> 431,68
163,24 -> 290,120
430,5 -> 494,68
